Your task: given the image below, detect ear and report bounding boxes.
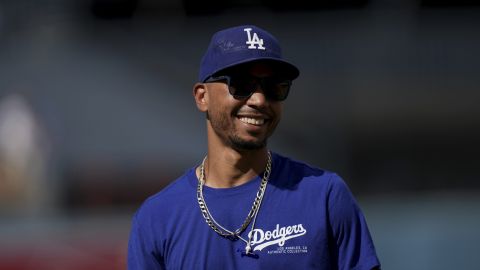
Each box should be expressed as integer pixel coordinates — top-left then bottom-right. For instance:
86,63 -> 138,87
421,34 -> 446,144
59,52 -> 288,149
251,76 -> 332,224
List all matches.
193,83 -> 208,112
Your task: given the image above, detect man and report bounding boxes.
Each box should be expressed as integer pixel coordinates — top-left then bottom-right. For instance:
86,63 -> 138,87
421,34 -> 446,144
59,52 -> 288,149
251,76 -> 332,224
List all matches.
128,25 -> 381,270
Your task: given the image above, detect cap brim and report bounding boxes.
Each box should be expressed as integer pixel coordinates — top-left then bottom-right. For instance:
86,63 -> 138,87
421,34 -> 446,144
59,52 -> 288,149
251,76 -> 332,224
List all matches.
206,57 -> 300,82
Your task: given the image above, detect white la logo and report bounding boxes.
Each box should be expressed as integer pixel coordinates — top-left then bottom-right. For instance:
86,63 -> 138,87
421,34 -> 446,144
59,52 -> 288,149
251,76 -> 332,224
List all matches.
244,28 -> 266,50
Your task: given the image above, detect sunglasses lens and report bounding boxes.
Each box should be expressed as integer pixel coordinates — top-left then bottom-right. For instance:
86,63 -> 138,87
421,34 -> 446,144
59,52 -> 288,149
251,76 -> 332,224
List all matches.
263,78 -> 291,101
226,75 -> 291,101
228,76 -> 254,98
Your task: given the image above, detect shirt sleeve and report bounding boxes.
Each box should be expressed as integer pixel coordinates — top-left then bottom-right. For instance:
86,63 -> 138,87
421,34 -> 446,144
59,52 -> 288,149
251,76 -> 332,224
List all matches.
327,174 -> 381,270
127,212 -> 165,270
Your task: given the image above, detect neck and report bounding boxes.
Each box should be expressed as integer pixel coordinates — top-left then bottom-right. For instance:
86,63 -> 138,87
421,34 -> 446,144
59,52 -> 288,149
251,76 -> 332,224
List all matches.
198,148 -> 269,188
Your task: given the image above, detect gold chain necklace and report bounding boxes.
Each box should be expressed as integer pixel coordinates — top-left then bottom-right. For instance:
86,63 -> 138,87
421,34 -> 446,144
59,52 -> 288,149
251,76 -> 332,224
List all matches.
196,151 -> 272,255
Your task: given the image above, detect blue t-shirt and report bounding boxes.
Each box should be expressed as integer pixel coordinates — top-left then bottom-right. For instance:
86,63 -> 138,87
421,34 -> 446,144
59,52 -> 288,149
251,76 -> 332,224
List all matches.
128,152 -> 380,270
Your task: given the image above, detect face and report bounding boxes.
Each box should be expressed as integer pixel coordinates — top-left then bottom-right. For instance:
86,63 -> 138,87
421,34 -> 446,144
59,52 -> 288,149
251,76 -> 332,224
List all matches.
201,63 -> 286,151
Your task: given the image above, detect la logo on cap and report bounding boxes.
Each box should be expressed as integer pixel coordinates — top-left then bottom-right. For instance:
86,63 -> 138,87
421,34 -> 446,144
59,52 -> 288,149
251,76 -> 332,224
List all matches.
244,28 -> 265,50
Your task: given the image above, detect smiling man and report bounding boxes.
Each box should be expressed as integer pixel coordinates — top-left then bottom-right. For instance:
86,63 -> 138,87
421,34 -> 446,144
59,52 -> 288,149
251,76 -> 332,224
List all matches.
127,25 -> 381,270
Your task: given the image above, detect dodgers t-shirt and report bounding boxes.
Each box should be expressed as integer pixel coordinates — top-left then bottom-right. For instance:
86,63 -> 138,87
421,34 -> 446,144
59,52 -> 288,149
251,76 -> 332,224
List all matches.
128,152 -> 381,270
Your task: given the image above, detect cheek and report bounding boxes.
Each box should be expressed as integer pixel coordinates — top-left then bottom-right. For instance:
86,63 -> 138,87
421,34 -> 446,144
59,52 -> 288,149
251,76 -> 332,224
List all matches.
208,93 -> 242,117
208,98 -> 228,118
206,95 -> 236,124
207,86 -> 233,109
271,103 -> 283,120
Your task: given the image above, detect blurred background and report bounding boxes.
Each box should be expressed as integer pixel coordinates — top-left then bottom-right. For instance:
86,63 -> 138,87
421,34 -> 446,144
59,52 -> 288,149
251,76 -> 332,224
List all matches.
0,0 -> 479,269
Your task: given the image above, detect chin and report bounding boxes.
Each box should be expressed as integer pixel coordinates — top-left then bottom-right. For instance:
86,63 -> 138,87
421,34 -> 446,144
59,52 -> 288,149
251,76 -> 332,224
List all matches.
230,137 -> 267,151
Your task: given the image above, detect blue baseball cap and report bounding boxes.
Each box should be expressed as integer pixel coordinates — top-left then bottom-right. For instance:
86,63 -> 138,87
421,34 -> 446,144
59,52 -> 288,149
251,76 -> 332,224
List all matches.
198,25 -> 300,82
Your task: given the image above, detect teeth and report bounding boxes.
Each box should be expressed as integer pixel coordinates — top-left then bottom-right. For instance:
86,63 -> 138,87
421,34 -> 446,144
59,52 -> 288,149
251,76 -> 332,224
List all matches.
239,117 -> 265,125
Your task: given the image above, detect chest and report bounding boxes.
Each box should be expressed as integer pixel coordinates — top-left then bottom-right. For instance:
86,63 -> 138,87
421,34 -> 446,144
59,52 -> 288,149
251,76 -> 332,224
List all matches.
162,188 -> 332,269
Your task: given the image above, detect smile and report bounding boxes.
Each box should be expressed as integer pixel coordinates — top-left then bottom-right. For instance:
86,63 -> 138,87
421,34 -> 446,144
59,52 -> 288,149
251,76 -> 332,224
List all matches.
239,117 -> 265,126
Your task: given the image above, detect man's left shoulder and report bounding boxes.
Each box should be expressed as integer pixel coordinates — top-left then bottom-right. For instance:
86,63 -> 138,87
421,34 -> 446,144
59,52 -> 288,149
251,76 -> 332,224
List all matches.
271,152 -> 340,188
275,152 -> 339,177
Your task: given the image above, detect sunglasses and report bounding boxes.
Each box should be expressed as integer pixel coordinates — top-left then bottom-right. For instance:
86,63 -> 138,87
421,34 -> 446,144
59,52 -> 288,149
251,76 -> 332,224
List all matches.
204,74 -> 292,101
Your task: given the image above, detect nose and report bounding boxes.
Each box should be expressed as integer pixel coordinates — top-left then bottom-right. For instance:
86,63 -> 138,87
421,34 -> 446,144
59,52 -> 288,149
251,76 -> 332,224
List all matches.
245,84 -> 267,107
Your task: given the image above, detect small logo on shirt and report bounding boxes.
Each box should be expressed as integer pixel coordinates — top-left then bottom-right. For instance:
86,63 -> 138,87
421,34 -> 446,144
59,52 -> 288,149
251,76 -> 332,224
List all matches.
248,223 -> 307,251
244,28 -> 266,50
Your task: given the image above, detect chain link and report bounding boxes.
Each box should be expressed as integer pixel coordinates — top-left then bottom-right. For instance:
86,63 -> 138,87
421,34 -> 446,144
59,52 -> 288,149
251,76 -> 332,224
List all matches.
197,152 -> 272,240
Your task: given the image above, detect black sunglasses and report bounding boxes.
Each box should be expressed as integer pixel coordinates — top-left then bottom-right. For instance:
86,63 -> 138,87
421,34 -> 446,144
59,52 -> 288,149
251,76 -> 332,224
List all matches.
204,74 -> 292,101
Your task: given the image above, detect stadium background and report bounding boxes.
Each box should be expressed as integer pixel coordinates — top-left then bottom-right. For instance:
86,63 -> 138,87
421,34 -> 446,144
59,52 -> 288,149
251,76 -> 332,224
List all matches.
1,0 -> 479,269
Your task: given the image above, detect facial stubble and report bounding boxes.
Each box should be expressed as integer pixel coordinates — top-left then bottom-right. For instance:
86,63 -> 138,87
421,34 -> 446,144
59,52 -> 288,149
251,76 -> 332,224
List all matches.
207,111 -> 274,151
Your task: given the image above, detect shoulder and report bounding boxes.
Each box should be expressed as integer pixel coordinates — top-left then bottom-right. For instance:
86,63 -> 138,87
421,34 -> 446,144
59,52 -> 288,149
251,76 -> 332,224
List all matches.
271,152 -> 343,189
128,167 -> 199,251
133,168 -> 196,221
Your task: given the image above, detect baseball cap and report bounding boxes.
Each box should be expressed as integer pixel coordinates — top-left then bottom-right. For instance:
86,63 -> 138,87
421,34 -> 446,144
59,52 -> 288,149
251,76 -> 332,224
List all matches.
198,25 -> 300,82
